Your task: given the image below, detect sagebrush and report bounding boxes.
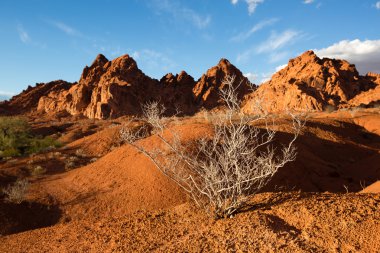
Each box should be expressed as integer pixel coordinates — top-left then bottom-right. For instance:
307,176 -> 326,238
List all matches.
2,179 -> 29,204
121,75 -> 304,218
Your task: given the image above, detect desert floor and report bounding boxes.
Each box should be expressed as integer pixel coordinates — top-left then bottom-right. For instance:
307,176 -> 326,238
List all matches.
0,109 -> 379,252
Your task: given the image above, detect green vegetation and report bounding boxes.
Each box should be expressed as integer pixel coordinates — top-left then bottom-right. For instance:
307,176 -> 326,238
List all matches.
0,116 -> 61,159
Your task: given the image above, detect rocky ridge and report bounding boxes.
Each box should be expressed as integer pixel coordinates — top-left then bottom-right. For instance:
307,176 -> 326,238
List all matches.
2,80 -> 73,115
2,51 -> 379,118
242,50 -> 378,113
36,55 -> 252,119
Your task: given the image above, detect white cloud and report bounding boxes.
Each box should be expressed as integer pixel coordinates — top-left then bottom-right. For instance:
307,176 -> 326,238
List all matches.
275,64 -> 288,72
249,65 -> 287,85
303,0 -> 314,4
314,39 -> 380,74
376,2 -> 380,9
49,21 -> 82,37
246,0 -> 264,15
151,0 -> 211,29
230,18 -> 278,42
17,24 -> 30,44
257,30 -> 301,53
231,0 -> 265,15
244,72 -> 258,83
260,72 -> 272,83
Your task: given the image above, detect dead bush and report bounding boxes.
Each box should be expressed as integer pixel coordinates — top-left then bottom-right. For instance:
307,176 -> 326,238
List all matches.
121,75 -> 304,218
2,179 -> 30,204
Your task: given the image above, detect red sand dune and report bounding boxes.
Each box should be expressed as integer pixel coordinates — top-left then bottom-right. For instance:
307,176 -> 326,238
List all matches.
361,181 -> 380,193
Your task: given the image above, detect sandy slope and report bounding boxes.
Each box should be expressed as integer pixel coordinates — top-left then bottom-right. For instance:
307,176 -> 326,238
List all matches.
361,181 -> 380,193
29,122 -> 213,220
0,110 -> 379,252
0,193 -> 379,252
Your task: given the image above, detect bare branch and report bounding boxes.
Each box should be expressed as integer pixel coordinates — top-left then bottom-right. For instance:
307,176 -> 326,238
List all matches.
120,75 -> 304,219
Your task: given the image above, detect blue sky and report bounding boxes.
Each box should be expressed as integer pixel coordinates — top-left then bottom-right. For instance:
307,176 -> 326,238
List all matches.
1,0 -> 380,97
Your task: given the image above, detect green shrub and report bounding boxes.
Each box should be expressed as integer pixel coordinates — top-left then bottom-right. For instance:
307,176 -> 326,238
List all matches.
0,117 -> 30,155
0,147 -> 21,158
27,136 -> 62,154
0,116 -> 62,158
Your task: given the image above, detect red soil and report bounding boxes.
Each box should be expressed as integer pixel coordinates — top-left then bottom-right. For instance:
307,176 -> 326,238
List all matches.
0,110 -> 379,252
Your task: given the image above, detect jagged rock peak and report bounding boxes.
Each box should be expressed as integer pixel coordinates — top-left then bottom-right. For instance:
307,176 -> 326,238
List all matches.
287,50 -> 320,68
193,58 -> 252,109
91,54 -> 109,67
110,54 -> 139,70
217,58 -> 231,66
177,71 -> 195,84
242,50 -> 377,113
160,71 -> 195,87
301,50 -> 318,59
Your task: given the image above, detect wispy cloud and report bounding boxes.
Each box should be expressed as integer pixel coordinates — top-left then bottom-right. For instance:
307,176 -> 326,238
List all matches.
376,1 -> 380,9
48,20 -> 83,37
17,24 -> 31,44
237,48 -> 256,63
269,51 -> 289,63
237,29 -> 303,63
244,72 -> 258,83
257,64 -> 288,84
303,0 -> 314,4
231,0 -> 265,15
132,49 -> 176,73
244,72 -> 274,84
260,73 -> 272,83
275,64 -> 288,72
257,30 -> 302,53
150,0 -> 211,29
230,18 -> 278,42
315,39 -> 380,74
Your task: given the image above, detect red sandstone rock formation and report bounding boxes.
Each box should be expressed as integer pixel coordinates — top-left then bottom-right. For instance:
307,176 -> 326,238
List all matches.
2,80 -> 73,115
242,51 -> 377,113
4,51 -> 378,119
347,72 -> 380,107
37,55 -> 251,118
193,59 -> 253,109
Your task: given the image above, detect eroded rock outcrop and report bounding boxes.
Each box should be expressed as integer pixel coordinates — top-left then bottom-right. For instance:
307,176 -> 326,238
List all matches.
37,55 -> 251,118
193,59 -> 253,109
3,80 -> 73,115
8,50 -> 378,119
38,54 -> 160,118
242,51 -> 377,113
159,71 -> 197,115
347,72 -> 380,107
